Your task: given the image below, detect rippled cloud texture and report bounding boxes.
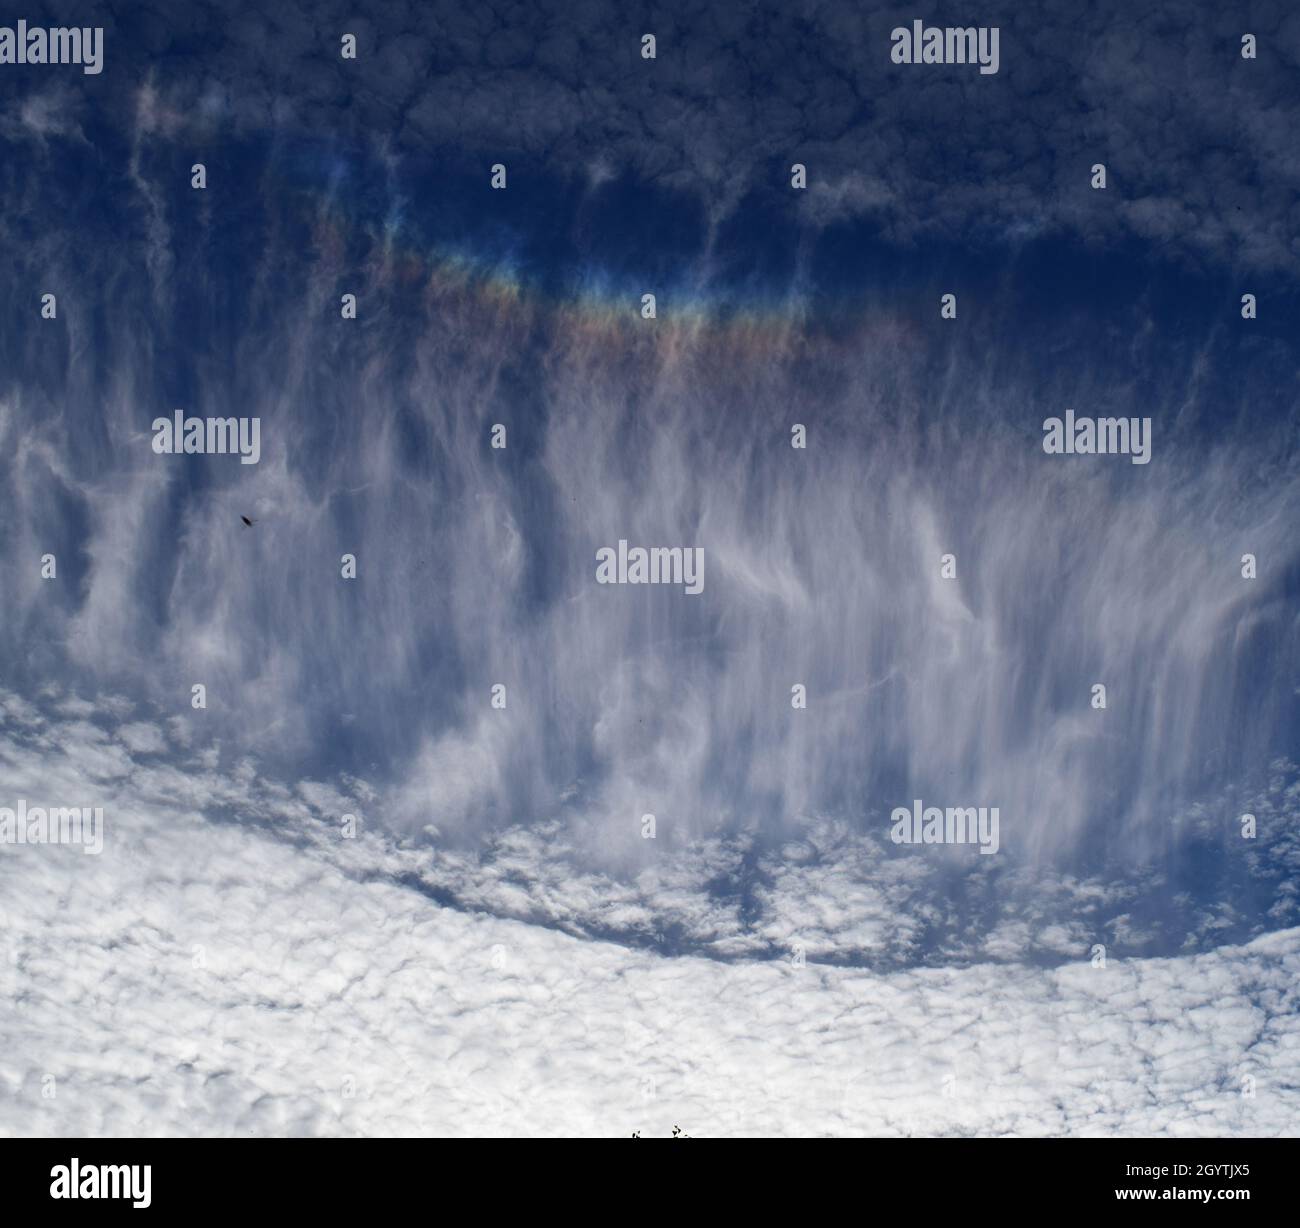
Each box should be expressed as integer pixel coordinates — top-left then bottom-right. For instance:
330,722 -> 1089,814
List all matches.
0,0 -> 1297,1136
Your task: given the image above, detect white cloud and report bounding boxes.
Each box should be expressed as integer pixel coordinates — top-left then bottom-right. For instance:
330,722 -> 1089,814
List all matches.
0,703 -> 1296,1137
116,722 -> 167,754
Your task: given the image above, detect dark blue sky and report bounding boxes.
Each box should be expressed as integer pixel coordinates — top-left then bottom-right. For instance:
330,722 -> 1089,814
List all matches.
0,0 -> 1297,965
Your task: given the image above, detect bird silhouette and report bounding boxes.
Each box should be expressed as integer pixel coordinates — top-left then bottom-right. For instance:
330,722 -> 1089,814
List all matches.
241,516 -> 255,528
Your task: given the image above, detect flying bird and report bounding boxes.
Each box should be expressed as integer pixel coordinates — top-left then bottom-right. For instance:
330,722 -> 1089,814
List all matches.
241,516 -> 255,527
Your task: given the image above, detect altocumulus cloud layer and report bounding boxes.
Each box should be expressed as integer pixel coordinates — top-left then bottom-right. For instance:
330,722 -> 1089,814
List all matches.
0,0 -> 1298,1135
2,699 -> 1298,1136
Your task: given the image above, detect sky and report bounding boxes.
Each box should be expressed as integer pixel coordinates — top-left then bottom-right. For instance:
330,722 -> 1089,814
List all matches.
0,0 -> 1298,1136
